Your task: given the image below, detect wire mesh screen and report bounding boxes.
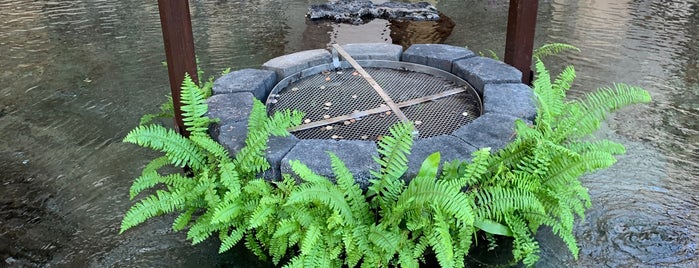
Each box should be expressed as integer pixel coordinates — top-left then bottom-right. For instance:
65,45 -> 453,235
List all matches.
266,62 -> 482,141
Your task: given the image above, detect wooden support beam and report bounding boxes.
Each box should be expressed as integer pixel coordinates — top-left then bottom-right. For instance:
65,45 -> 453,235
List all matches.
504,0 -> 538,85
158,0 -> 198,136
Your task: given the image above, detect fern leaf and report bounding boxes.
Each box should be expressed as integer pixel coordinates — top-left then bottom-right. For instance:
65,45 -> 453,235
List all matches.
219,228 -> 245,253
533,43 -> 580,58
552,65 -> 576,93
172,208 -> 196,231
328,152 -> 372,224
123,124 -> 205,169
120,189 -> 188,233
451,148 -> 491,188
285,183 -> 355,225
190,134 -> 230,160
368,122 -> 414,210
429,206 -> 455,268
300,225 -> 322,255
180,73 -> 210,135
557,83 -> 651,139
128,156 -> 170,199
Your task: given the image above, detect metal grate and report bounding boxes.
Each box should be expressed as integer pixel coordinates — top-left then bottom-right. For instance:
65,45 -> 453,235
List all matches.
266,61 -> 481,141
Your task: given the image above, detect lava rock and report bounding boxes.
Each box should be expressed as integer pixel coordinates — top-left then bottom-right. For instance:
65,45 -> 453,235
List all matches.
308,0 -> 440,25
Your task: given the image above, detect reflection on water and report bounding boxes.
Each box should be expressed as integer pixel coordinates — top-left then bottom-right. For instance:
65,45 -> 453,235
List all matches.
0,0 -> 696,267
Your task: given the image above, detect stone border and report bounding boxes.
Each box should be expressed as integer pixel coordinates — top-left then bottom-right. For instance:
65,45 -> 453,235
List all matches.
208,43 -> 535,183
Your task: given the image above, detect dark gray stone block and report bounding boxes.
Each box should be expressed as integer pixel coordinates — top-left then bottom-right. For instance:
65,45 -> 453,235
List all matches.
402,44 -> 475,72
262,49 -> 332,81
404,135 -> 477,179
340,43 -> 403,61
280,139 -> 378,189
452,113 -> 523,151
206,92 -> 254,124
212,69 -> 277,100
210,120 -> 248,156
452,57 -> 522,95
262,135 -> 300,181
483,83 -> 536,122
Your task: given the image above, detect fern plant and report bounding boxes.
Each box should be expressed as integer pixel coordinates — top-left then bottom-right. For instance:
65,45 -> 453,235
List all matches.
121,45 -> 650,267
437,46 -> 651,265
139,63 -> 230,125
120,73 -> 304,255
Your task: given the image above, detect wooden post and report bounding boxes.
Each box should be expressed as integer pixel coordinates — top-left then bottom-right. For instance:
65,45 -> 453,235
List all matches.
504,0 -> 538,85
157,0 -> 198,136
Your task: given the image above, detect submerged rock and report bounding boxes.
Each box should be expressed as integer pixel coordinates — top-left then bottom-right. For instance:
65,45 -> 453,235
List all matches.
307,0 -> 440,25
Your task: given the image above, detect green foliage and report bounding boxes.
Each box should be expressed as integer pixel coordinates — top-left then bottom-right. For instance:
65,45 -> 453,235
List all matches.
122,45 -> 650,267
139,64 -> 230,125
533,43 -> 581,58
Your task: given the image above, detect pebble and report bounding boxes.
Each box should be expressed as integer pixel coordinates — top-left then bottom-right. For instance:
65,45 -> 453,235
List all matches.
291,87 -> 299,92
344,121 -> 351,125
415,120 -> 422,125
331,135 -> 339,139
320,85 -> 326,89
324,102 -> 332,106
352,71 -> 359,76
351,94 -> 358,99
337,71 -> 343,74
325,77 -> 331,81
360,135 -> 368,140
462,112 -> 469,116
304,119 -> 311,123
325,126 -> 333,130
323,115 -> 331,119
385,111 -> 392,115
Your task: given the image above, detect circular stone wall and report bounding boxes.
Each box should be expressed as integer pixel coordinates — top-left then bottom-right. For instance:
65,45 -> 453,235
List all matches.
207,43 -> 536,188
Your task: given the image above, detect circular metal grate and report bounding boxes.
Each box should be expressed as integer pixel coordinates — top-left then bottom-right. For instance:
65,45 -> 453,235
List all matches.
266,61 -> 482,141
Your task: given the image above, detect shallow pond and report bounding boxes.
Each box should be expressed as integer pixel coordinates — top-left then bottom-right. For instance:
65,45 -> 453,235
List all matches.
1,0 -> 696,267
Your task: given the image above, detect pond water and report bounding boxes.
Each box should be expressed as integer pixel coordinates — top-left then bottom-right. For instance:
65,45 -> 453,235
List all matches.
1,0 -> 696,267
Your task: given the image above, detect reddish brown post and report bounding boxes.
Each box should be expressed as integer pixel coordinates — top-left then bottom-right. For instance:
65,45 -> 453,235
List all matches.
158,0 -> 198,136
504,0 -> 538,85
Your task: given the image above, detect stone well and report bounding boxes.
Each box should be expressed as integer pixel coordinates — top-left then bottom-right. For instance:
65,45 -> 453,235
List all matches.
207,43 -> 535,187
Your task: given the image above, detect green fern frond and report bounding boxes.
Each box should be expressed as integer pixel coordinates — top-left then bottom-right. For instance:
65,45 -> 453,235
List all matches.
123,124 -> 205,169
328,153 -> 372,223
285,183 -> 355,225
567,140 -> 626,155
368,225 -> 400,262
139,96 -> 175,125
300,225 -> 322,255
219,228 -> 245,253
473,186 -> 545,223
368,122 -> 414,210
172,208 -> 196,231
506,215 -> 540,266
532,58 -> 562,129
128,156 -> 170,199
120,189 -> 188,233
180,73 -> 210,135
189,134 -> 230,161
451,148 -> 491,188
430,206 -> 455,268
552,65 -> 576,93
557,83 -> 651,139
533,43 -> 580,58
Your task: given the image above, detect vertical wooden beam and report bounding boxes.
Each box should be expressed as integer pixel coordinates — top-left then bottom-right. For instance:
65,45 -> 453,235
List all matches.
504,0 -> 538,85
158,0 -> 198,136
